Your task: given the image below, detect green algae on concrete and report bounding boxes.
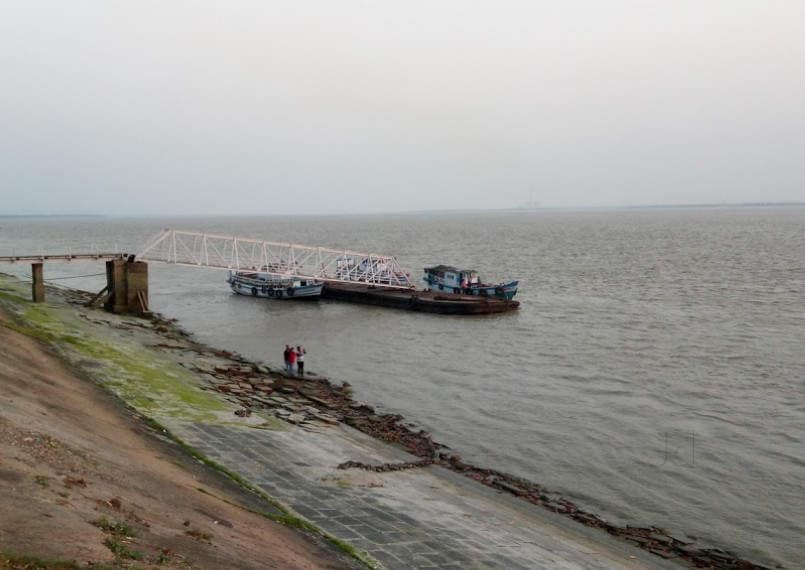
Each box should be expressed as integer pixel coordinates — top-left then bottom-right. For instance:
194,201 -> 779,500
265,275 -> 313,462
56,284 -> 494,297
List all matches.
0,274 -> 229,423
0,275 -> 374,568
61,333 -> 229,422
247,417 -> 289,431
0,278 -> 70,342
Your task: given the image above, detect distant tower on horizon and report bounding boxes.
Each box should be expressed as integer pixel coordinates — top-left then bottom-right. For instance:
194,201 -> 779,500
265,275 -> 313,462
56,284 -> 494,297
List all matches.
519,189 -> 541,210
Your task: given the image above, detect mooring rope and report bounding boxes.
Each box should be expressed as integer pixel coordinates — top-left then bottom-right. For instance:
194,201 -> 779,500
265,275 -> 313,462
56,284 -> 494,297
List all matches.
44,272 -> 107,280
22,272 -> 107,281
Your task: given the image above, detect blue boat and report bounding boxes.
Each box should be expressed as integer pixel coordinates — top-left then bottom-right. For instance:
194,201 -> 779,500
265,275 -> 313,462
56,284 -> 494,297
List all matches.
227,270 -> 323,299
423,265 -> 518,300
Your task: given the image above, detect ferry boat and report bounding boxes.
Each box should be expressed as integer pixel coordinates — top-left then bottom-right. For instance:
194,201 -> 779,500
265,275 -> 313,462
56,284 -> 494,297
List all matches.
227,270 -> 323,299
423,265 -> 518,300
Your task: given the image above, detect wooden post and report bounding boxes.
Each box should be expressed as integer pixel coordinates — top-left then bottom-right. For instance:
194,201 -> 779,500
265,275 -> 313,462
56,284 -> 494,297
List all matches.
31,262 -> 45,302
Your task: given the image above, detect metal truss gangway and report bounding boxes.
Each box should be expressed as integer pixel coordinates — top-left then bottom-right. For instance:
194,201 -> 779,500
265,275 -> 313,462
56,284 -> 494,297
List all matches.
137,229 -> 414,288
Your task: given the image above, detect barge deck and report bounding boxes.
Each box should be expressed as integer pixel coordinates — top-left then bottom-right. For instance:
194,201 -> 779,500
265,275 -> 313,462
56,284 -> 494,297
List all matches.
321,283 -> 519,314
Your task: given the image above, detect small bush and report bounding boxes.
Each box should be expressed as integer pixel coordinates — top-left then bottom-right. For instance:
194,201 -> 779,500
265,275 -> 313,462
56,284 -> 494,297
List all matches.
91,518 -> 137,538
102,538 -> 143,561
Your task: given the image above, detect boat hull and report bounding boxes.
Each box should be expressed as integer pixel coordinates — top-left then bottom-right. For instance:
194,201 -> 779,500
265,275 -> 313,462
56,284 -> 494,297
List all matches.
423,276 -> 519,300
228,273 -> 322,299
321,283 -> 519,314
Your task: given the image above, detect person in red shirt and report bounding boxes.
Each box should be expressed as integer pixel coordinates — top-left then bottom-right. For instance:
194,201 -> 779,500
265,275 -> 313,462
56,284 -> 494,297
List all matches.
283,345 -> 292,375
287,344 -> 297,375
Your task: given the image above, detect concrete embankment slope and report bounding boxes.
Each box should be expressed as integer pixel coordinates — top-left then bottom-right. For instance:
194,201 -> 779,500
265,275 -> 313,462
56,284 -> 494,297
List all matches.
0,275 -> 678,569
0,280 -> 359,569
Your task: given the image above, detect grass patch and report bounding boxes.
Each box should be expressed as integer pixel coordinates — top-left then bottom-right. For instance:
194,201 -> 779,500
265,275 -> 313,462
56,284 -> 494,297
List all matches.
154,549 -> 172,565
0,286 -> 228,422
33,475 -> 50,487
95,517 -> 143,565
0,283 -> 28,305
91,518 -> 137,538
0,553 -> 82,570
102,538 -> 142,561
0,320 -> 57,344
184,529 -> 213,542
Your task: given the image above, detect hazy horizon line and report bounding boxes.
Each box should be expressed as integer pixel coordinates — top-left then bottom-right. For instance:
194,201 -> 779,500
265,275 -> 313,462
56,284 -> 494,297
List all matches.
3,201 -> 805,219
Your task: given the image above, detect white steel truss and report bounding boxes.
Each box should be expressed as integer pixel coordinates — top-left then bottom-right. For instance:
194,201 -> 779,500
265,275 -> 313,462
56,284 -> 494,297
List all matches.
137,229 -> 413,288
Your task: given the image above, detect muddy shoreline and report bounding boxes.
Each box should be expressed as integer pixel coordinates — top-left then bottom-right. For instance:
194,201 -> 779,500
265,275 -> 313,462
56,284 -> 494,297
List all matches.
55,285 -> 771,570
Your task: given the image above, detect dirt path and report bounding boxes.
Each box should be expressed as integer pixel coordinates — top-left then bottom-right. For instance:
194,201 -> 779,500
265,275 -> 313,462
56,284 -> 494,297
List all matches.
0,309 -> 358,570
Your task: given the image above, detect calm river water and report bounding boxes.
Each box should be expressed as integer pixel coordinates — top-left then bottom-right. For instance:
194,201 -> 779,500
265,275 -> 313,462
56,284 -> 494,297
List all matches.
1,207 -> 803,568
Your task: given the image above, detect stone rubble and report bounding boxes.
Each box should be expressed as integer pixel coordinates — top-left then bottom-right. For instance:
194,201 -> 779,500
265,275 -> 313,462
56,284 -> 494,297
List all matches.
337,459 -> 435,473
191,357 -> 772,568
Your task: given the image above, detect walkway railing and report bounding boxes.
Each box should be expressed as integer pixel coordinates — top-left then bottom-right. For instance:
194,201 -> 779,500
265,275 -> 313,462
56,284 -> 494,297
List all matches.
138,229 -> 413,288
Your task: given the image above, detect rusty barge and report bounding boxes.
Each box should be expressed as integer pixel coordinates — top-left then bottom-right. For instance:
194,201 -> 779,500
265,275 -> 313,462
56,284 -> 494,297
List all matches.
321,283 -> 519,314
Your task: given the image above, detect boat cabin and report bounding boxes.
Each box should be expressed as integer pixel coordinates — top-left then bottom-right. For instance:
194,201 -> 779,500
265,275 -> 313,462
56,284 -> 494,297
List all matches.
424,265 -> 479,288
229,271 -> 315,289
423,264 -> 518,299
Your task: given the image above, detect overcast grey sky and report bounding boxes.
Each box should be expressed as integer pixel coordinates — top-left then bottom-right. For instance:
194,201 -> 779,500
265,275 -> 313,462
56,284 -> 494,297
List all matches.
1,1 -> 803,215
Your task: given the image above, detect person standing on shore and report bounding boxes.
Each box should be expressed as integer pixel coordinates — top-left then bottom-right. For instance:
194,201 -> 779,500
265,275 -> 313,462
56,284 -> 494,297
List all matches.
287,344 -> 297,375
296,346 -> 306,377
283,345 -> 292,375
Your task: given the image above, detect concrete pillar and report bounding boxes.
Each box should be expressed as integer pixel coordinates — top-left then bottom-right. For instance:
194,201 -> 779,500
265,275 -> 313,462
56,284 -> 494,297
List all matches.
31,262 -> 45,302
102,258 -> 149,315
125,261 -> 149,315
105,258 -> 128,314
